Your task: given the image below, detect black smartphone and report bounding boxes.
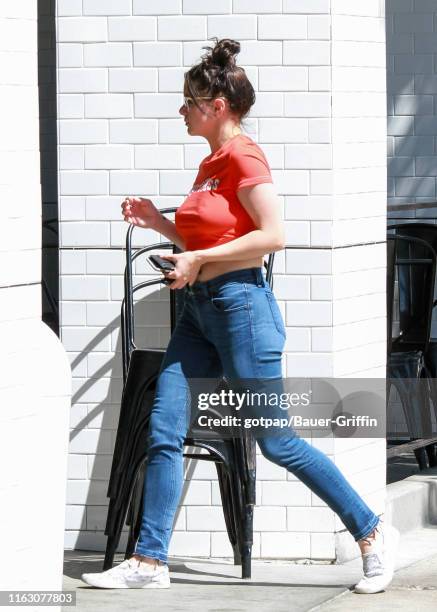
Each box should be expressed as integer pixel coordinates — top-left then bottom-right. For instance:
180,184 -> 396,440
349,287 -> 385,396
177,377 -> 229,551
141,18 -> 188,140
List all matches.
148,254 -> 175,273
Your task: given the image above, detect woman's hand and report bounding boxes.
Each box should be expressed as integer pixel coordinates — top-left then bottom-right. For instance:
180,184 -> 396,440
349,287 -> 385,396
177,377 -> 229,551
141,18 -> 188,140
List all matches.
121,196 -> 161,230
160,252 -> 202,290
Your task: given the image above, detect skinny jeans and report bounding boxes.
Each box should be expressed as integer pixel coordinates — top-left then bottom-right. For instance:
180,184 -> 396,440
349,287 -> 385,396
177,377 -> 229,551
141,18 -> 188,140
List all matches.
134,267 -> 379,563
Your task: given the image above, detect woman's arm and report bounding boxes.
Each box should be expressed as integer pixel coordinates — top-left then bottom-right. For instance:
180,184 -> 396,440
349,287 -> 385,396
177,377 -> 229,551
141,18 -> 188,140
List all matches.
155,213 -> 186,251
161,183 -> 285,289
192,182 -> 285,265
121,196 -> 186,250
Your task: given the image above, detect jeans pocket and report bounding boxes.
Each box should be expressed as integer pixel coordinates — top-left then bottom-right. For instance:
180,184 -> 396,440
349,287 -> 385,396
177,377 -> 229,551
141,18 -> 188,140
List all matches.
266,290 -> 286,338
210,284 -> 248,313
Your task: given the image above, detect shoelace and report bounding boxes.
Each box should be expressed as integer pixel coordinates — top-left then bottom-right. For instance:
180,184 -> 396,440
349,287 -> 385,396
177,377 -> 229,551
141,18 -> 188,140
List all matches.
362,552 -> 384,578
360,523 -> 384,577
107,559 -> 138,574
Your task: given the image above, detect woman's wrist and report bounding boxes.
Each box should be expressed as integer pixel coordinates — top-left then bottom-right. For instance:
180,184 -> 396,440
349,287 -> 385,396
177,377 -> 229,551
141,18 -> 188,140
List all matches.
192,250 -> 208,265
153,214 -> 173,234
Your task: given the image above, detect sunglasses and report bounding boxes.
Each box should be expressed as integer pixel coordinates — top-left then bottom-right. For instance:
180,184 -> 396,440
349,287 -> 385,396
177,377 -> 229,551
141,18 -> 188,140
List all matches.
182,96 -> 214,110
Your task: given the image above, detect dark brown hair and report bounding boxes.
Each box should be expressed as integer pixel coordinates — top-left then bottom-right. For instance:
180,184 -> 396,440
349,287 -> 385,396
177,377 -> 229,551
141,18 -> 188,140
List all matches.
184,38 -> 255,120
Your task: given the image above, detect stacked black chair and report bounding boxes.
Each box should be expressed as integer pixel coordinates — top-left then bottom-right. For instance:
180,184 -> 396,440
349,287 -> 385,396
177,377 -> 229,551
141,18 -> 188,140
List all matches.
388,224 -> 437,416
386,232 -> 437,468
103,209 -> 275,578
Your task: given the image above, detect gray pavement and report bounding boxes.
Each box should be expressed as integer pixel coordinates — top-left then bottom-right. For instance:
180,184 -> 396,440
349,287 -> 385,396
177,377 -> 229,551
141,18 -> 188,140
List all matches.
63,464 -> 437,611
63,527 -> 437,612
315,554 -> 437,612
63,551 -> 356,612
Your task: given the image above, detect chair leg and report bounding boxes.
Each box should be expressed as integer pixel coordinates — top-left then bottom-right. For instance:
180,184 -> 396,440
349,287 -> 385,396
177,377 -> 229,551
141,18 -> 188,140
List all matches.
391,377 -> 431,471
232,545 -> 241,566
103,535 -> 118,571
125,464 -> 147,560
215,459 -> 252,578
240,504 -> 253,579
414,447 -> 428,470
241,550 -> 251,580
226,464 -> 253,579
426,443 -> 437,467
125,521 -> 138,560
103,455 -> 147,570
215,463 -> 239,563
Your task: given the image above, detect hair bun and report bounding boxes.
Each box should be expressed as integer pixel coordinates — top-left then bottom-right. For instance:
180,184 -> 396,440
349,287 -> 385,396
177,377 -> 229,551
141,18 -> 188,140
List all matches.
202,38 -> 240,69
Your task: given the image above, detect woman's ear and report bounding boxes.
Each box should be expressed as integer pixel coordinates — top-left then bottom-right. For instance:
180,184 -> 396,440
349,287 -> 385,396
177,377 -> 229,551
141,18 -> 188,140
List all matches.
213,97 -> 227,116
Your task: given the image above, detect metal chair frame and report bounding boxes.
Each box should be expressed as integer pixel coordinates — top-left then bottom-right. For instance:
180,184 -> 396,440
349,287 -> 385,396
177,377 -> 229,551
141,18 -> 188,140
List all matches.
104,209 -> 275,578
386,232 -> 437,467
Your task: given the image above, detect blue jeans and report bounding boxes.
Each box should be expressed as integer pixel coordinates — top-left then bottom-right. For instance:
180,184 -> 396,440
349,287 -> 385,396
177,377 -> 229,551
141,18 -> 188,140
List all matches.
134,268 -> 379,563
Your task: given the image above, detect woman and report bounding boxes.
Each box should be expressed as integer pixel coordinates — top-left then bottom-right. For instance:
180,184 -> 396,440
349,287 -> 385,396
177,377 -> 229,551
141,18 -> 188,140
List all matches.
82,39 -> 398,594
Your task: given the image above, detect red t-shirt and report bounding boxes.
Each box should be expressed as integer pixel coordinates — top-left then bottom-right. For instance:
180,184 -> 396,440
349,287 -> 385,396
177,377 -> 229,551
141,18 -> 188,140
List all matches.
175,134 -> 272,251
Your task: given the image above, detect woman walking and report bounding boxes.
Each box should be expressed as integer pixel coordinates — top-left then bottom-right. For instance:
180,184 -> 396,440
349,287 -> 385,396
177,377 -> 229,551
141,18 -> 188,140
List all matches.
82,39 -> 398,594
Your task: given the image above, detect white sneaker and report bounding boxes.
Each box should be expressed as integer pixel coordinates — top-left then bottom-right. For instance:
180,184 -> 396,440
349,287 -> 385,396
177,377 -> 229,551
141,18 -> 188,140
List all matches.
354,521 -> 400,594
81,558 -> 170,589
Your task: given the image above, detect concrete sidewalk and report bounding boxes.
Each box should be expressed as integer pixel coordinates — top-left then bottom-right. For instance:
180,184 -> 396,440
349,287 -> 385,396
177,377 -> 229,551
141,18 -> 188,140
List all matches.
63,467 -> 437,611
316,551 -> 437,611
63,527 -> 437,612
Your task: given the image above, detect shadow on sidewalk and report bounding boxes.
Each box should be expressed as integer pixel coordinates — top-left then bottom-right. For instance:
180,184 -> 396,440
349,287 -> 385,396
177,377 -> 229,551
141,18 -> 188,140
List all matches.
387,452 -> 421,485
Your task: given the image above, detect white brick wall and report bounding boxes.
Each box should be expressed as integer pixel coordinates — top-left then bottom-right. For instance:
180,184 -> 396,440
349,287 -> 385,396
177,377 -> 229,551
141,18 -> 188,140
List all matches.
58,1 -> 388,562
0,2 -> 71,598
387,0 -> 437,209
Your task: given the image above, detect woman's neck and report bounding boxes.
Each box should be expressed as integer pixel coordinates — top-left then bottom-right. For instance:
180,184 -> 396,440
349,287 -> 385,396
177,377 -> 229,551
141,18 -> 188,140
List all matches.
207,122 -> 242,153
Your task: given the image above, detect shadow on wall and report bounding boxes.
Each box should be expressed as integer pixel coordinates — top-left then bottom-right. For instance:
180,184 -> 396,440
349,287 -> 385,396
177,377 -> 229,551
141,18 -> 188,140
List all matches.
386,0 -> 437,222
66,258 -> 208,552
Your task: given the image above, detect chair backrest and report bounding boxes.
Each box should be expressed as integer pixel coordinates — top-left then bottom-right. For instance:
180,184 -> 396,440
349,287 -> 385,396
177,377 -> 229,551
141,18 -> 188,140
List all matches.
121,207 -> 178,382
122,208 -> 276,381
386,236 -> 396,356
388,222 -> 437,349
387,233 -> 437,356
388,222 -> 437,254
